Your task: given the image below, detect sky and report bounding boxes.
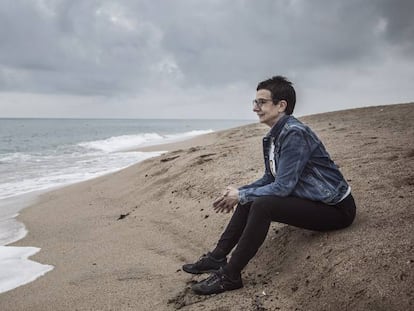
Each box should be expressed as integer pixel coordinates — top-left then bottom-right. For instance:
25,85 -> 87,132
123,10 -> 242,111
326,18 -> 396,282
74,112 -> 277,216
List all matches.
0,0 -> 413,119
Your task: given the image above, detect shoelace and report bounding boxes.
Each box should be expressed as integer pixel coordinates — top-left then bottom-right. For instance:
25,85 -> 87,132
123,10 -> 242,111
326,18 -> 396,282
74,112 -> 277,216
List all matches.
195,254 -> 208,265
205,272 -> 225,287
195,254 -> 224,270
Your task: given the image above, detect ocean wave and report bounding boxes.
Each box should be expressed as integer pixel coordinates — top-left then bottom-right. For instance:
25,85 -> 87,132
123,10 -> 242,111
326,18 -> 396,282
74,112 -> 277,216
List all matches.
78,129 -> 213,152
0,151 -> 163,200
0,129 -> 213,200
78,133 -> 163,152
0,152 -> 32,163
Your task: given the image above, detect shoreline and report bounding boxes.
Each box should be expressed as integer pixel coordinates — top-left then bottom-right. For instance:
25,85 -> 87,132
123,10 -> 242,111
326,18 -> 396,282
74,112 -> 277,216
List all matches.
0,124 -> 251,294
0,192 -> 55,294
1,103 -> 413,310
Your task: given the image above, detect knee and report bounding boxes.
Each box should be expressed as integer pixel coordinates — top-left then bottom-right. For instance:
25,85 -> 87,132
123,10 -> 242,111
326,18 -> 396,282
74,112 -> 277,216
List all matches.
341,210 -> 356,229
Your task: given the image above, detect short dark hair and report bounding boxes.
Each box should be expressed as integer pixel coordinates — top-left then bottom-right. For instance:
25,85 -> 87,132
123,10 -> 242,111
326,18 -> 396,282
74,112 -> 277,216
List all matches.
257,76 -> 296,115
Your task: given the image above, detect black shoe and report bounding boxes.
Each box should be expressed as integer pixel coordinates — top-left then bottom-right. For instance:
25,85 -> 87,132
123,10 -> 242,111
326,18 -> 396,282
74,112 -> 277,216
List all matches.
192,268 -> 243,295
182,252 -> 227,274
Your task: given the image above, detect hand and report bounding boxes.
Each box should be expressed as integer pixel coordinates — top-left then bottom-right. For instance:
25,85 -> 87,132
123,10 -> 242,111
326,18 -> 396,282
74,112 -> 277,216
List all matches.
213,186 -> 239,213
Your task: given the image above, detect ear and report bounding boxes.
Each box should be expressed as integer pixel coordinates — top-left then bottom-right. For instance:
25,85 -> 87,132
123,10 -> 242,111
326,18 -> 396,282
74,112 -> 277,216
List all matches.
278,100 -> 288,113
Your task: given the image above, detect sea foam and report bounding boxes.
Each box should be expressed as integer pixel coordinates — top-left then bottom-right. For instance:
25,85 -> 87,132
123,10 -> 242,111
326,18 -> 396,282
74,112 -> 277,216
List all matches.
0,246 -> 53,294
78,129 -> 213,152
78,133 -> 164,152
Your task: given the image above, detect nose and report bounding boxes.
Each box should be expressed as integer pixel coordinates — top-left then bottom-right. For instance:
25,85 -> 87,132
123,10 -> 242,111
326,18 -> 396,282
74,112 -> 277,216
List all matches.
253,104 -> 260,112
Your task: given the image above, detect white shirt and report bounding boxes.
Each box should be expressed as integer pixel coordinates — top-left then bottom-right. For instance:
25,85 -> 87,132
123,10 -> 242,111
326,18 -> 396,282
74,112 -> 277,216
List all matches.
269,141 -> 276,177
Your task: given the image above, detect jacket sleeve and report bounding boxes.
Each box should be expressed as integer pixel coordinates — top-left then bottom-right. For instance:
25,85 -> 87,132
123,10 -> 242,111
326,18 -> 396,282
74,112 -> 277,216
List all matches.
238,128 -> 315,204
238,171 -> 274,190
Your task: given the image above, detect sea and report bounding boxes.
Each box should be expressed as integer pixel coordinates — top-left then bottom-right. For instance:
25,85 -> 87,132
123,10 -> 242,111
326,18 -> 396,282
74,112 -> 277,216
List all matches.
0,118 -> 252,294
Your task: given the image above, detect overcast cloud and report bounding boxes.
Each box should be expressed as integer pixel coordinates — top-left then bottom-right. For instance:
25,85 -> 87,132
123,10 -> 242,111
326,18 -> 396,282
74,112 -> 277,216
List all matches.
0,0 -> 413,119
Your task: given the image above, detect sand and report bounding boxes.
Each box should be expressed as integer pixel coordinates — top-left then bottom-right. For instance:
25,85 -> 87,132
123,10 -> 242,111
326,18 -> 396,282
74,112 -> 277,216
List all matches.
1,103 -> 413,311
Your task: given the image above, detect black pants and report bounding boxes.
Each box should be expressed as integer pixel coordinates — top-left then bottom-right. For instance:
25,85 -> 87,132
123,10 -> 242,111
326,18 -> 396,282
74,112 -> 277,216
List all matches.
214,194 -> 356,274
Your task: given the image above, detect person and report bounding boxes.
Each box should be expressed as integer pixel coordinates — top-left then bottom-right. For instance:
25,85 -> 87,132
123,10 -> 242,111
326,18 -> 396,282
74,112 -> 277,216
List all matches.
182,76 -> 356,295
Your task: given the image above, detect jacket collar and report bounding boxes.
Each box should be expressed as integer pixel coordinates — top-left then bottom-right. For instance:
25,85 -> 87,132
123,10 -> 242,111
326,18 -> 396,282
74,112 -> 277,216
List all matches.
267,114 -> 290,138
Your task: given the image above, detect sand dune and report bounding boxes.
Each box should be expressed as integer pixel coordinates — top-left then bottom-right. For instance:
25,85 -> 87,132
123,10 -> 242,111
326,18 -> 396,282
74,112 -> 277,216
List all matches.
1,103 -> 413,310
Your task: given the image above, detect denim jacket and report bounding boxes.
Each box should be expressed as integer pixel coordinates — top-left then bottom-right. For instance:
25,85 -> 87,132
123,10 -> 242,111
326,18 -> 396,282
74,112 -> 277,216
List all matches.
238,115 -> 349,205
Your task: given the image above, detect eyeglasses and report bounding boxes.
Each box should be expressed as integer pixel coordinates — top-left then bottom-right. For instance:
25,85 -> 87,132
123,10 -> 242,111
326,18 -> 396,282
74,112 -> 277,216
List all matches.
252,99 -> 273,108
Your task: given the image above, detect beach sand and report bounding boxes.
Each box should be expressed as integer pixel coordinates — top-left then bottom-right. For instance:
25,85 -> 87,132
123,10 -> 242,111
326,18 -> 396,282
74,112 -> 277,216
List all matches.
1,103 -> 413,310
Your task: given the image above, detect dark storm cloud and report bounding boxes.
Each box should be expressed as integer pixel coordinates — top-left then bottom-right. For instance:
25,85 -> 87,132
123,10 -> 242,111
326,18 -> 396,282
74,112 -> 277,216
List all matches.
0,0 -> 166,94
0,0 -> 413,97
376,0 -> 414,53
158,0 -> 386,85
157,0 -> 413,88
